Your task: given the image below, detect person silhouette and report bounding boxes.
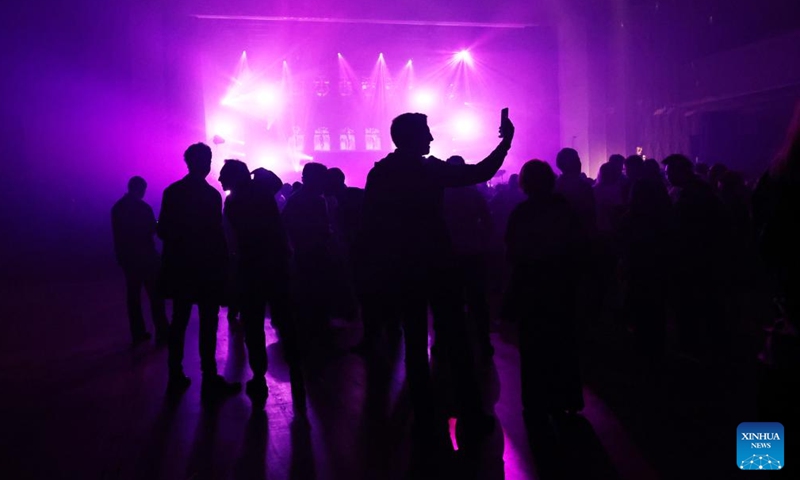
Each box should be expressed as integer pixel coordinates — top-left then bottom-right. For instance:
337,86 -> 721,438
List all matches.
443,155 -> 493,358
356,111 -> 514,441
111,176 -> 169,345
555,148 -> 596,233
662,153 -> 732,358
505,160 -> 585,423
158,143 -> 240,397
323,167 -> 363,322
753,103 -> 800,468
219,160 -> 304,407
281,162 -> 334,343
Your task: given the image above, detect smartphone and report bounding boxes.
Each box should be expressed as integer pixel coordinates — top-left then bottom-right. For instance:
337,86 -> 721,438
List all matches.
500,107 -> 509,138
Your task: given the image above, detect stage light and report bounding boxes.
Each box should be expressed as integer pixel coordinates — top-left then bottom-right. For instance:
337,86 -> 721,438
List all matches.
406,59 -> 413,67
454,50 -> 473,65
338,52 -> 343,58
451,112 -> 481,138
209,117 -> 236,139
256,87 -> 278,107
411,89 -> 437,111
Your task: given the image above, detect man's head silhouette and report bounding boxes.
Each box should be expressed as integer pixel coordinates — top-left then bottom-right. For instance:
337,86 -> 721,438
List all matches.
325,167 -> 346,196
127,176 -> 147,199
624,155 -> 644,181
520,160 -> 556,196
391,113 -> 434,157
218,159 -> 250,192
301,162 -> 328,194
184,143 -> 212,178
556,148 -> 581,175
662,154 -> 695,188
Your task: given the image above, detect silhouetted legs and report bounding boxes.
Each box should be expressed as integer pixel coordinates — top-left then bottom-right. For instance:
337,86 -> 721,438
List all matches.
400,293 -> 434,426
431,276 -> 478,409
125,271 -> 148,340
293,258 -> 331,347
226,261 -> 242,330
269,281 -> 306,410
357,293 -> 401,353
241,298 -> 268,378
124,269 -> 168,342
168,300 -> 219,379
514,268 -> 583,419
519,315 -> 583,418
430,266 -> 491,442
460,254 -> 492,356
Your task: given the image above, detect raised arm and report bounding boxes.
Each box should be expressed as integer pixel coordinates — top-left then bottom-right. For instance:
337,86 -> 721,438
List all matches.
428,117 -> 515,188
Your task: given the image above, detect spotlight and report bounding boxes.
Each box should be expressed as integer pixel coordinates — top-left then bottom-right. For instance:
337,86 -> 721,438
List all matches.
454,50 -> 473,65
212,135 -> 225,145
256,87 -> 278,106
411,89 -> 437,110
406,59 -> 413,67
451,112 -> 481,138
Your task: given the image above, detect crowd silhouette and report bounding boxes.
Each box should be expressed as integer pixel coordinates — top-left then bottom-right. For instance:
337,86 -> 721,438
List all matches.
109,104 -> 800,477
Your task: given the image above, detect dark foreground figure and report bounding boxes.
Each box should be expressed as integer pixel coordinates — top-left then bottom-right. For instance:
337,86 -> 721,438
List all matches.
356,111 -> 514,444
158,142 -> 240,397
505,160 -> 585,423
111,175 -> 169,345
219,159 -> 306,410
753,105 -> 800,473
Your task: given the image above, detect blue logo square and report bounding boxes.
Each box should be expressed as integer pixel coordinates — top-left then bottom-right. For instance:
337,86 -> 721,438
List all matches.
737,422 -> 784,471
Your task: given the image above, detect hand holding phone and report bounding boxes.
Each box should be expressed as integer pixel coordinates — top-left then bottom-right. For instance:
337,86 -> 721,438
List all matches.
499,107 -> 514,141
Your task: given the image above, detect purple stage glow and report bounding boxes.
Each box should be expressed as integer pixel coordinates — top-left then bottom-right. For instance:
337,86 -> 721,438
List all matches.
199,19 -> 559,186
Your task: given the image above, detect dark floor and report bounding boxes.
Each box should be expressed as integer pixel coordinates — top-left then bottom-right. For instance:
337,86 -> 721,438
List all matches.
0,271 -> 772,479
